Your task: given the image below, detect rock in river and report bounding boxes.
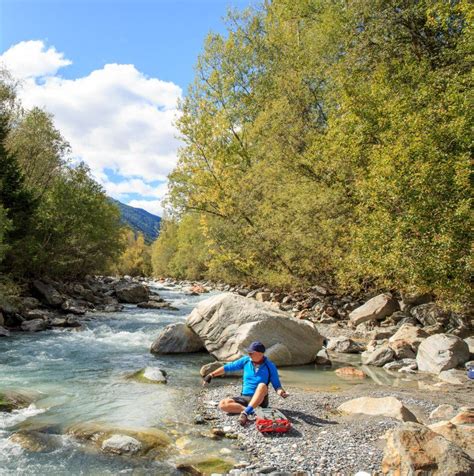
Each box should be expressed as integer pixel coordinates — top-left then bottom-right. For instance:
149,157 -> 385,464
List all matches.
186,293 -> 324,365
115,282 -> 149,304
150,323 -> 205,354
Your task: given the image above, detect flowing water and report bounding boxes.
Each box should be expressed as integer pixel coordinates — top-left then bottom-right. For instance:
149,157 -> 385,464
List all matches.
0,283 -> 421,475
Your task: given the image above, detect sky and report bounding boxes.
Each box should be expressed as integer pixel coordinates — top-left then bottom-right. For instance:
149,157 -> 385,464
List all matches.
0,0 -> 255,216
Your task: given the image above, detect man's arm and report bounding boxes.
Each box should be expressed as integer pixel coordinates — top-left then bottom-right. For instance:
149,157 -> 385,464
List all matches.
269,362 -> 289,398
202,357 -> 247,386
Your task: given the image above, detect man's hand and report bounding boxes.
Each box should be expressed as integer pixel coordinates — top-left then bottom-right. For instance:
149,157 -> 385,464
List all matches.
202,373 -> 213,387
277,388 -> 289,398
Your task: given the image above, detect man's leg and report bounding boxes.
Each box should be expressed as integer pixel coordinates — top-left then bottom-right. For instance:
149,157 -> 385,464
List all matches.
218,398 -> 246,414
248,383 -> 268,409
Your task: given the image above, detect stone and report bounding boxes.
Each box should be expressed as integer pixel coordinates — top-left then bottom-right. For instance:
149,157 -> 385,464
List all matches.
428,421 -> 474,457
388,340 -> 416,359
115,282 -> 149,304
32,280 -> 63,307
101,434 -> 142,455
465,337 -> 474,358
327,337 -> 365,354
19,297 -> 41,311
137,301 -> 178,310
335,367 -> 366,378
127,367 -> 167,384
338,396 -> 417,422
61,299 -> 87,315
382,422 -> 474,475
22,309 -> 53,321
265,343 -> 293,366
0,390 -> 34,412
186,293 -> 324,365
176,457 -> 234,475
349,293 -> 399,326
383,359 -> 417,372
388,323 -> 428,351
429,404 -> 456,420
255,292 -> 272,302
0,326 -> 10,337
21,319 -> 48,332
150,323 -> 205,354
416,334 -> 470,374
315,349 -> 331,366
9,431 -> 61,452
438,369 -> 469,385
411,303 -> 449,327
361,345 -> 395,367
451,408 -> 474,426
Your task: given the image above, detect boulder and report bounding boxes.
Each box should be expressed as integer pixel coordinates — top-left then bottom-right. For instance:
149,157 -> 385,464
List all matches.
383,359 -> 417,372
349,294 -> 399,326
438,369 -> 470,385
416,334 -> 470,374
411,303 -> 449,327
32,280 -> 63,307
138,301 -> 178,311
265,343 -> 292,366
388,340 -> 416,360
327,337 -> 365,354
150,323 -> 205,354
186,293 -> 324,365
335,367 -> 366,378
61,299 -> 87,315
451,408 -> 474,426
255,292 -> 272,302
22,309 -> 53,321
21,319 -> 47,332
101,434 -> 142,455
0,390 -> 34,412
115,282 -> 149,304
0,326 -> 10,337
128,367 -> 167,384
465,337 -> 474,359
361,345 -> 395,367
382,422 -> 474,475
428,421 -> 474,457
429,404 -> 456,421
19,297 -> 41,311
8,431 -> 61,452
338,396 -> 417,422
388,324 -> 428,351
200,361 -> 226,377
315,349 -> 332,366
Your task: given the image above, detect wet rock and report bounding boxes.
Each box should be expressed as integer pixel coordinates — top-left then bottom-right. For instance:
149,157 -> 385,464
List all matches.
137,301 -> 178,310
383,359 -> 417,372
338,396 -> 417,422
176,456 -> 234,475
61,299 -> 87,315
335,367 -> 366,378
0,390 -> 34,412
0,326 -> 10,337
361,345 -> 395,367
22,309 -> 54,321
8,431 -> 61,452
416,334 -> 470,374
115,282 -> 149,304
21,319 -> 48,332
315,349 -> 332,366
186,293 -> 324,365
101,434 -> 142,455
128,367 -> 168,384
32,280 -> 63,307
150,323 -> 205,354
349,294 -> 399,326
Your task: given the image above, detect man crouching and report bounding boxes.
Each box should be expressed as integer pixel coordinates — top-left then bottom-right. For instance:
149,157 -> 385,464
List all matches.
202,341 -> 289,425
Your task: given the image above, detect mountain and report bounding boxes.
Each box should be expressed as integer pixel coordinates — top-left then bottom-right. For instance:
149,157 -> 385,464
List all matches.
110,198 -> 161,244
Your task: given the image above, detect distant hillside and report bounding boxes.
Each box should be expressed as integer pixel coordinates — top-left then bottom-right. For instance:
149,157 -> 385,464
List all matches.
110,198 -> 161,244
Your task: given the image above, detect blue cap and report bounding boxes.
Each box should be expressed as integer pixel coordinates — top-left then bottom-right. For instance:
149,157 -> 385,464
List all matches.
247,341 -> 266,353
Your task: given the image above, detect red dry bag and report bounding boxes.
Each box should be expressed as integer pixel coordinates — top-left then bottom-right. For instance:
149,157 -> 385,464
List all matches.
255,407 -> 291,433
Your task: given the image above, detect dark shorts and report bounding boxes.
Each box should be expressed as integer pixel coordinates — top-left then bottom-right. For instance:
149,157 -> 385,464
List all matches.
231,394 -> 269,408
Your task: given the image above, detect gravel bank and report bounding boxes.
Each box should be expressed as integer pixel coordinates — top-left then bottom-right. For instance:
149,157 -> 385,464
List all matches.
196,381 -> 471,475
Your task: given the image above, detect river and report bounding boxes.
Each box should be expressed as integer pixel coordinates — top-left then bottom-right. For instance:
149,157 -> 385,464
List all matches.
0,282 -> 418,475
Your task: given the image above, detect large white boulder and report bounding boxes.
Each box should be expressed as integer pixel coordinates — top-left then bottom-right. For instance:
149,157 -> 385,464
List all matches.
416,334 -> 470,374
388,323 -> 428,351
349,294 -> 399,326
186,293 -> 324,365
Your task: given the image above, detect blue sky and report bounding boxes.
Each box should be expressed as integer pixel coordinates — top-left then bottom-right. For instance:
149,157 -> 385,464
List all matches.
0,0 -> 256,216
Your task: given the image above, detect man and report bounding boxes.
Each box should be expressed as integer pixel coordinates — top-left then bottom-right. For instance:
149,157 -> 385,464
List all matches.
202,341 -> 289,425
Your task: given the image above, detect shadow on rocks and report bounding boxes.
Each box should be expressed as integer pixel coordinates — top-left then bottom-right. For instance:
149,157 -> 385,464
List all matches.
281,408 -> 338,427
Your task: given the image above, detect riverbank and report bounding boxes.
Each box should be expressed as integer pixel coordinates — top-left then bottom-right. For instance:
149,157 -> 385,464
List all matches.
197,381 -> 474,475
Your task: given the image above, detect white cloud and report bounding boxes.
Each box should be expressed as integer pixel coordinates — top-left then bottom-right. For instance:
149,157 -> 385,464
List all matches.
0,41 -> 182,214
128,199 -> 165,217
103,178 -> 168,200
0,40 -> 72,78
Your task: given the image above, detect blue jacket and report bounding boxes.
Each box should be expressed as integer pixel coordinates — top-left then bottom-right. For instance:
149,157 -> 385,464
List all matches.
223,356 -> 282,396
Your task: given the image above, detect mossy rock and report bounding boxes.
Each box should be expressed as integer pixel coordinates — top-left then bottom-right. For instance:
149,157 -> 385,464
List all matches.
127,367 -> 168,384
0,390 -> 34,412
67,421 -> 172,459
176,456 -> 235,475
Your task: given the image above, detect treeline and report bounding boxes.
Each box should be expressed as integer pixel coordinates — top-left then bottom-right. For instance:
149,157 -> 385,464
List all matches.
0,71 -> 124,281
152,0 -> 472,309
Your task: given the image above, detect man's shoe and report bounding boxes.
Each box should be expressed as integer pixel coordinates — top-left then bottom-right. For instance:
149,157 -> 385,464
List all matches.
238,411 -> 249,426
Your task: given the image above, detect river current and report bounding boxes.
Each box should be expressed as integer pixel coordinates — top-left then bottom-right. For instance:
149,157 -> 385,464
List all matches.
0,283 -> 416,475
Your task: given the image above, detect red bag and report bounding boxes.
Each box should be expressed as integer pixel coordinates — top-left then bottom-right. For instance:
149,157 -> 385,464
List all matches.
255,407 -> 291,433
